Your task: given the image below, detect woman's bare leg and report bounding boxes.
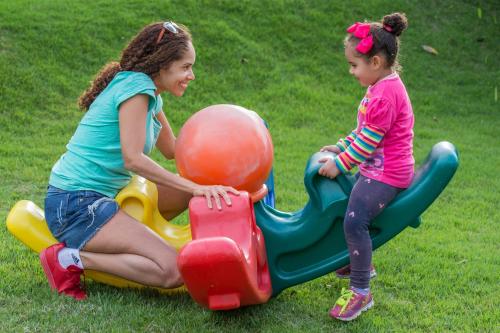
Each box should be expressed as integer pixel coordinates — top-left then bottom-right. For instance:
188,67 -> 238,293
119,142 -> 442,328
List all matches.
80,210 -> 182,288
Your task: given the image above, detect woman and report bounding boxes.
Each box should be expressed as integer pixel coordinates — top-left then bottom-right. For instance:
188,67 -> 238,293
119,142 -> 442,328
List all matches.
40,21 -> 239,300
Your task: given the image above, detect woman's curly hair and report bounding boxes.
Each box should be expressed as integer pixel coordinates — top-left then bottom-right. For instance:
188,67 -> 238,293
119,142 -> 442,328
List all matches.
78,22 -> 192,111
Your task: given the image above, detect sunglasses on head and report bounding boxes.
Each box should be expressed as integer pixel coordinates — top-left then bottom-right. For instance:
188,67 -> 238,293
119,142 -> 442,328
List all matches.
156,21 -> 179,44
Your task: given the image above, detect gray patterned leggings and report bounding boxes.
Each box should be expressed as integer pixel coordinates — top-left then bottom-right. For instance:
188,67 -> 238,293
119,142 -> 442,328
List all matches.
344,175 -> 402,289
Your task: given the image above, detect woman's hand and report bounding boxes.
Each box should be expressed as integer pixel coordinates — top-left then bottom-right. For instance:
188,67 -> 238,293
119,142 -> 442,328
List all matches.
193,185 -> 240,210
318,157 -> 341,179
320,145 -> 341,154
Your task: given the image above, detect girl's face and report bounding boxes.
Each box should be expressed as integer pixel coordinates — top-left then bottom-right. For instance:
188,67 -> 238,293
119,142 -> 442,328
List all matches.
154,41 -> 196,96
344,43 -> 380,87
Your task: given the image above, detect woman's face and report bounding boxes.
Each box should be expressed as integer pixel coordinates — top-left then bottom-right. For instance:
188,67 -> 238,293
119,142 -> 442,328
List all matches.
154,41 -> 196,96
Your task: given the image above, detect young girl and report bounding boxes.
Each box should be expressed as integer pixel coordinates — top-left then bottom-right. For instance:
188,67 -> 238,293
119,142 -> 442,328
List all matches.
40,21 -> 239,300
318,13 -> 414,321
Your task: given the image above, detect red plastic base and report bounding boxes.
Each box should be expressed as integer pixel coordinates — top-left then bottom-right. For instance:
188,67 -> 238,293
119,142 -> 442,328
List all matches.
177,192 -> 272,310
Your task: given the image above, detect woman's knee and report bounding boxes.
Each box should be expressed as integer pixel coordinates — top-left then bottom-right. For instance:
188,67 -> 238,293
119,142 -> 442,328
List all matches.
150,250 -> 182,288
156,261 -> 183,288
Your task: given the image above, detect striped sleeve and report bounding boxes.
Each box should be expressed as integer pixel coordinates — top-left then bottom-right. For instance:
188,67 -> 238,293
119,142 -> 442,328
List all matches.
335,131 -> 357,152
334,124 -> 385,173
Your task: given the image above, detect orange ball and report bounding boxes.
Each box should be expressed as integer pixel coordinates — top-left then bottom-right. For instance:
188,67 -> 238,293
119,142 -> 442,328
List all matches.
175,104 -> 274,200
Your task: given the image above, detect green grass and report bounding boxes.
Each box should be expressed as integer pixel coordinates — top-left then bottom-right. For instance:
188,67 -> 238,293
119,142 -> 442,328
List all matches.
1,0 -> 499,332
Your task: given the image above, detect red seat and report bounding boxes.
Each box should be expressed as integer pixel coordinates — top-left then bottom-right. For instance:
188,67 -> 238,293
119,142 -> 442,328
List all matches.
177,192 -> 272,310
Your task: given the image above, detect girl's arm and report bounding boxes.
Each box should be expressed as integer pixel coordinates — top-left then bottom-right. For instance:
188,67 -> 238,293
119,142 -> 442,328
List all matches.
334,125 -> 385,173
335,130 -> 358,152
119,94 -> 238,209
334,97 -> 393,173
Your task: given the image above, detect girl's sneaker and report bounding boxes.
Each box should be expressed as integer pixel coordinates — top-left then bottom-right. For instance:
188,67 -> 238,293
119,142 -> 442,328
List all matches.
39,243 -> 87,300
335,264 -> 377,279
329,288 -> 373,321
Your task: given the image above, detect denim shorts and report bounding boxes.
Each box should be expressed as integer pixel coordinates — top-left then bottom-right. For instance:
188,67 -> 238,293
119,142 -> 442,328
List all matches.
44,185 -> 119,250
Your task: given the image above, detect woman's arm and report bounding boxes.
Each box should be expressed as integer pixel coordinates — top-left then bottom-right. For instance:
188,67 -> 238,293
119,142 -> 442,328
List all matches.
119,94 -> 238,209
119,94 -> 196,193
155,111 -> 176,160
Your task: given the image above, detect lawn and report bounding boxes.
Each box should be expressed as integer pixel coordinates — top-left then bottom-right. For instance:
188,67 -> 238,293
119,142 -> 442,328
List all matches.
0,0 -> 498,332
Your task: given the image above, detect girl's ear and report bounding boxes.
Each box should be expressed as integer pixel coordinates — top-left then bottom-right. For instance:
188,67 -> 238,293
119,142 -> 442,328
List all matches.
371,55 -> 384,70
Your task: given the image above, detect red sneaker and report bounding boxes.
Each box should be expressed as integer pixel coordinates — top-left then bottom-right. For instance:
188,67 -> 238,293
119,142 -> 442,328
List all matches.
329,288 -> 374,321
335,264 -> 377,279
39,243 -> 86,300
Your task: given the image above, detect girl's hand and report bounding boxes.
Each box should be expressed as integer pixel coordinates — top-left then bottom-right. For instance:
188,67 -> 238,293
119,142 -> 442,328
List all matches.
193,185 -> 240,210
318,157 -> 341,179
320,145 -> 341,154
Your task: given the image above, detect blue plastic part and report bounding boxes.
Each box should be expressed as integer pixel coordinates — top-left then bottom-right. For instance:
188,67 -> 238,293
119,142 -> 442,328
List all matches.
261,118 -> 275,208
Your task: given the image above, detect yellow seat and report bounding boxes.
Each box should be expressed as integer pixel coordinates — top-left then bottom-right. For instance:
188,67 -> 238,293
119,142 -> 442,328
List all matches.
6,176 -> 190,293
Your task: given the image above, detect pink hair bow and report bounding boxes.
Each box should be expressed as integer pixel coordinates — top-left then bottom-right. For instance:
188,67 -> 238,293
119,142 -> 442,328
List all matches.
346,22 -> 373,54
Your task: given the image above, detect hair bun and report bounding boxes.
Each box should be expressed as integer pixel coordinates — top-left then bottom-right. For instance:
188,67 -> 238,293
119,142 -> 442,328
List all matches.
382,12 -> 408,36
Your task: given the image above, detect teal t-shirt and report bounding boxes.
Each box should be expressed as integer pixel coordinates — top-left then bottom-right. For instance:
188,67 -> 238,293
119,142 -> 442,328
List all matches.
49,71 -> 163,197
